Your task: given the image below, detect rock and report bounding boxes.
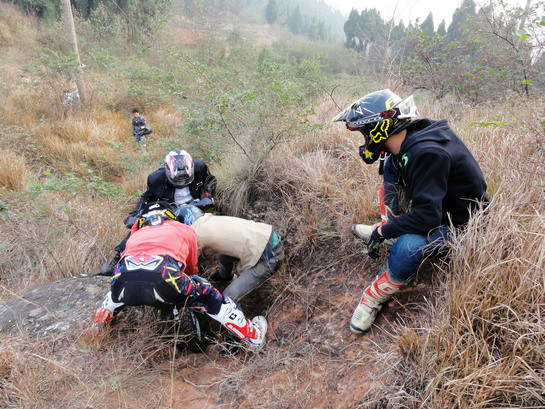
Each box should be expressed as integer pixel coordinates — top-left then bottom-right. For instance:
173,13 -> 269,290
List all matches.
0,275 -> 110,339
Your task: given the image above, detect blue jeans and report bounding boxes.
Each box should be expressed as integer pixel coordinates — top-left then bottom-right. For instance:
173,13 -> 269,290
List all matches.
388,225 -> 452,282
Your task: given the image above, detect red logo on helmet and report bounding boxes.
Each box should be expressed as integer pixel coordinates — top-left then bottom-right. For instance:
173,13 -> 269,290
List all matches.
380,109 -> 396,119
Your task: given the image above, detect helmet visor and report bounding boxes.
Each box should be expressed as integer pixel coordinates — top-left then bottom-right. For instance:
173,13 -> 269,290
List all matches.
138,211 -> 165,228
396,95 -> 417,119
165,155 -> 194,187
146,213 -> 164,226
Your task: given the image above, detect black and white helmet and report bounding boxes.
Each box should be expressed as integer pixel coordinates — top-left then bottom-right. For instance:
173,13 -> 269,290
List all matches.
137,201 -> 177,229
164,150 -> 195,188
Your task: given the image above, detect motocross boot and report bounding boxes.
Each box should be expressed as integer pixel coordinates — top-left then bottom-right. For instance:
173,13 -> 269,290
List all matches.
351,222 -> 396,248
208,296 -> 267,349
93,292 -> 124,330
350,263 -> 406,334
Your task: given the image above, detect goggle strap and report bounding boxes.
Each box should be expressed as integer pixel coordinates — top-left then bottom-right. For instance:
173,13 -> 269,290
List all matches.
378,152 -> 387,176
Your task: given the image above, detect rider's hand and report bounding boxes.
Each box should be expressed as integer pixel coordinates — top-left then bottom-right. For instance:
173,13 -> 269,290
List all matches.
366,227 -> 385,259
124,213 -> 139,228
358,145 -> 368,162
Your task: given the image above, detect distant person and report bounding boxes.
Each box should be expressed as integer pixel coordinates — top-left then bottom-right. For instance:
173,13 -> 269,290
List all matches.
332,89 -> 488,334
132,108 -> 151,142
99,149 -> 216,275
93,202 -> 267,350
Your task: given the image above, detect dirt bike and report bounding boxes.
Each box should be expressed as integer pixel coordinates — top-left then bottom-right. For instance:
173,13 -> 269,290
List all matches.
162,197 -> 215,352
158,307 -> 211,353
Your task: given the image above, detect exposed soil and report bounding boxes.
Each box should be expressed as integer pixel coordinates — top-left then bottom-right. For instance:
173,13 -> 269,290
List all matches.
174,243 -> 437,408
0,238 -> 436,408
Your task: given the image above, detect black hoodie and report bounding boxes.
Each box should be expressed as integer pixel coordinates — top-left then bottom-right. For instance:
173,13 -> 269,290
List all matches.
380,119 -> 487,240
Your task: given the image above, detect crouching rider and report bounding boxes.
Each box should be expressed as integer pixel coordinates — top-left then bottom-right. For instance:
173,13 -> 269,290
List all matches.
333,89 -> 488,334
93,201 -> 267,350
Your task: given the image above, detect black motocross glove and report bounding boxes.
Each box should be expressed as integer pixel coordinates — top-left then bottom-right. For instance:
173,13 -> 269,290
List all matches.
194,196 -> 215,211
123,211 -> 139,228
358,145 -> 367,162
366,227 -> 385,259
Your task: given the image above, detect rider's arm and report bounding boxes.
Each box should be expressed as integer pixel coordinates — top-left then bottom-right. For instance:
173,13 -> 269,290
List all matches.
184,228 -> 199,276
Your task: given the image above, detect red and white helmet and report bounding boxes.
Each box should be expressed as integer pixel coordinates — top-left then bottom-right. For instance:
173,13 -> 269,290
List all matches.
164,149 -> 194,188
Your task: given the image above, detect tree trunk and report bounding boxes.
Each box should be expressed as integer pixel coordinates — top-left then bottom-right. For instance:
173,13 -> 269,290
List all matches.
60,0 -> 87,106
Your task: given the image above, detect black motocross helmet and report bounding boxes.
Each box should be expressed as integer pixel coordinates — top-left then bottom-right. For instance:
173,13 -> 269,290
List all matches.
137,201 -> 177,229
332,89 -> 418,164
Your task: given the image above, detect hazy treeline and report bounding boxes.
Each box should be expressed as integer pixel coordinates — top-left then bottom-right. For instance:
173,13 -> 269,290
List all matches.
344,0 -> 545,101
7,0 -> 544,102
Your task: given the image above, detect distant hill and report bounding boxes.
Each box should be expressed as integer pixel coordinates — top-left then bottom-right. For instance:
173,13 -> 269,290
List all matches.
174,0 -> 347,43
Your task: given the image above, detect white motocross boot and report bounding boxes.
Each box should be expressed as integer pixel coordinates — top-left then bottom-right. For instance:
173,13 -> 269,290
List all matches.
93,291 -> 124,330
350,265 -> 405,334
351,222 -> 396,248
351,222 -> 382,240
208,296 -> 267,348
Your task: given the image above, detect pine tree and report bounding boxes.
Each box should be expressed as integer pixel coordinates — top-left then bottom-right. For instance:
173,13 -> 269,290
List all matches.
421,12 -> 435,34
288,6 -> 303,35
265,0 -> 278,25
344,9 -> 360,50
437,19 -> 447,36
447,0 -> 477,40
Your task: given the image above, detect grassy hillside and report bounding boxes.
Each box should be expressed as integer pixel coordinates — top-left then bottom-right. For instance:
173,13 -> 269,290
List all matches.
1,3 -> 544,407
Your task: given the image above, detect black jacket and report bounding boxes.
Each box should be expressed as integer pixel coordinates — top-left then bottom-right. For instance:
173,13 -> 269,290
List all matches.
134,161 -> 217,211
381,119 -> 488,240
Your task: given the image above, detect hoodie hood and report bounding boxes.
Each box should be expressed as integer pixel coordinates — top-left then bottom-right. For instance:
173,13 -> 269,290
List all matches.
400,119 -> 452,153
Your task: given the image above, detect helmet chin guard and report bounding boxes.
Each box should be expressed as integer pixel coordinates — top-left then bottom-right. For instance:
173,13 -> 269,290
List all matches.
164,150 -> 195,188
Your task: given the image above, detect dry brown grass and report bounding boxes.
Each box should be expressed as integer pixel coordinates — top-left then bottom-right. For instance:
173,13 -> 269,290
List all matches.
358,97 -> 545,409
0,150 -> 29,192
2,84 -> 544,407
0,194 -> 131,294
2,3 -> 545,406
0,3 -> 39,80
0,308 -> 214,409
